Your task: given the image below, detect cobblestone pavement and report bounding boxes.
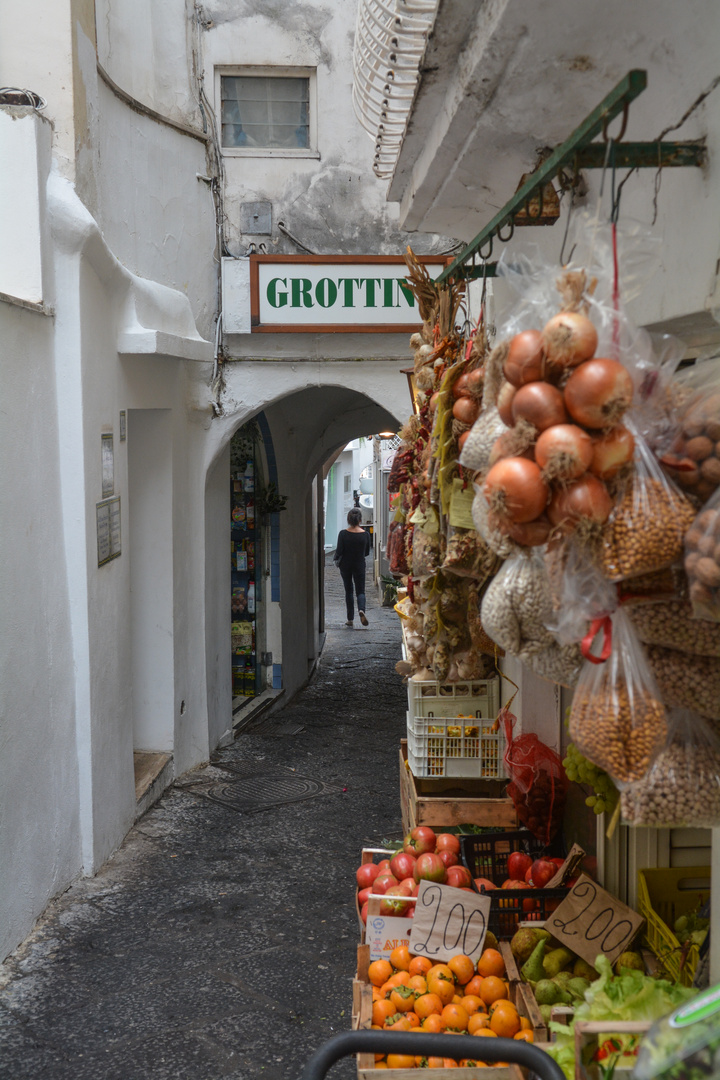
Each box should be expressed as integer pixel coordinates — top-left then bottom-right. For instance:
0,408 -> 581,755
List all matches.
0,557 -> 406,1080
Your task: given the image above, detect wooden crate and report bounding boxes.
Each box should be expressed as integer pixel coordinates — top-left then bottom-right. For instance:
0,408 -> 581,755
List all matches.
352,943 -> 525,1079
400,740 -> 516,834
499,942 -> 548,1042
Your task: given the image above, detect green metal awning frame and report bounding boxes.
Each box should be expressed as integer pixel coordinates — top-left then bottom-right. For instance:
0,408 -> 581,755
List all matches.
436,69 -> 706,284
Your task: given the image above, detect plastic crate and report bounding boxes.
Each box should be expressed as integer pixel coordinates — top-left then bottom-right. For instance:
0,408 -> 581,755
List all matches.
461,831 -> 568,940
407,675 -> 500,720
637,866 -> 710,987
407,714 -> 506,779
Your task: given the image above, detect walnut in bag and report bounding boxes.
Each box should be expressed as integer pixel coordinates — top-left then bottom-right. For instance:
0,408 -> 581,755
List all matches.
568,608 -> 667,786
684,493 -> 720,621
621,709 -> 720,827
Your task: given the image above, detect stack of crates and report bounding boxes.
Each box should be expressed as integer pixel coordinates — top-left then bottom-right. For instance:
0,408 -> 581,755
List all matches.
406,676 -> 503,779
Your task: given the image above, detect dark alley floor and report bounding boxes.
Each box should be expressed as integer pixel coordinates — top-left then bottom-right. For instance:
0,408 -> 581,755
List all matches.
0,558 -> 406,1080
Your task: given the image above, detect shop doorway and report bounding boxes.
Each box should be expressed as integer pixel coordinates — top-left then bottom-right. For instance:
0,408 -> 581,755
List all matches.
230,422 -> 264,703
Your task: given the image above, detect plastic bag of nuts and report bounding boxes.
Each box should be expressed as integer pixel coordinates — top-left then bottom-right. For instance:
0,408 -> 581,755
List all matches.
601,434 -> 697,581
644,644 -> 720,719
684,493 -> 720,621
659,358 -> 720,504
628,598 -> 720,657
568,608 -> 667,786
621,709 -> 720,827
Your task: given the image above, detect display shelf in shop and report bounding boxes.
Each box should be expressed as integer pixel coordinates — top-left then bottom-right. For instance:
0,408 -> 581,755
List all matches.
407,713 -> 506,780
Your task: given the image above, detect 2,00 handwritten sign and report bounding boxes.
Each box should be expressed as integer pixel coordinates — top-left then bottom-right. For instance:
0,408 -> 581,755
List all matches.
546,874 -> 644,968
409,881 -> 491,964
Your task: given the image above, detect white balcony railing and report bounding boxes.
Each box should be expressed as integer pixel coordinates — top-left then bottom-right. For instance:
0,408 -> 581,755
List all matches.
352,0 -> 439,179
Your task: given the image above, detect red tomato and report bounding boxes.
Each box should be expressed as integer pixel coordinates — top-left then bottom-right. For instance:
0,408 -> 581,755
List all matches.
529,859 -> 556,889
404,827 -> 437,856
438,850 -> 459,869
374,873 -> 399,895
446,865 -> 472,889
356,863 -> 381,889
435,834 -> 461,857
507,852 -> 533,881
414,853 -> 448,884
390,851 -> 418,881
357,887 -> 373,906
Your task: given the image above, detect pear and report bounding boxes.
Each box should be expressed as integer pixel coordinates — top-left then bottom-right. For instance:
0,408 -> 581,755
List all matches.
521,938 -> 547,987
552,970 -> 574,990
484,930 -> 499,950
539,1003 -> 553,1026
534,979 -> 561,1006
613,951 -> 644,975
573,957 -> 599,981
543,947 -> 575,979
567,976 -> 591,1001
510,927 -> 549,965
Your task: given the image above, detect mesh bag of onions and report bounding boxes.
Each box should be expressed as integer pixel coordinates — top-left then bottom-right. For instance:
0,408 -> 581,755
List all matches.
568,607 -> 667,787
499,706 -> 569,844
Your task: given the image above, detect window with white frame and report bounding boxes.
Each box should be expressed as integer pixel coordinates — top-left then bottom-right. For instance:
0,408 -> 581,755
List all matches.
220,72 -> 313,151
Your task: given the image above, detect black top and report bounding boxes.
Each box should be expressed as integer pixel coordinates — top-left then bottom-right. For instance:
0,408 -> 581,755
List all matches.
335,529 -> 370,570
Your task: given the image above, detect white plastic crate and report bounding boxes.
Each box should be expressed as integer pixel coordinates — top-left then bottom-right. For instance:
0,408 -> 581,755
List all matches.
407,713 -> 506,779
407,675 -> 500,720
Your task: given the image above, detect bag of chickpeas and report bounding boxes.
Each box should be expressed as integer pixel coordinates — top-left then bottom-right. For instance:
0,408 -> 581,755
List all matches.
568,607 -> 667,787
684,489 -> 720,621
621,708 -> 720,828
600,431 -> 697,582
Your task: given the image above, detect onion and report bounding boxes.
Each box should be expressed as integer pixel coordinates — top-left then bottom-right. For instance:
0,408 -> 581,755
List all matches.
465,367 -> 485,397
429,391 -> 440,412
504,330 -> 546,388
512,382 -> 568,432
542,311 -> 598,369
497,382 -> 516,427
489,430 -> 535,467
535,424 -> 594,481
458,429 -> 471,452
452,373 -> 471,399
564,358 -> 634,429
547,474 -> 614,532
484,457 -> 549,523
452,397 -> 480,425
506,516 -> 552,547
590,425 -> 635,480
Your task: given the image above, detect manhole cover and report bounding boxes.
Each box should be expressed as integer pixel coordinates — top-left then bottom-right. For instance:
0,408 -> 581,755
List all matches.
199,770 -> 342,814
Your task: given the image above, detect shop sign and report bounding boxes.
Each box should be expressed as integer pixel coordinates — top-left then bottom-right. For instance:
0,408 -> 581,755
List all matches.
249,255 -> 446,333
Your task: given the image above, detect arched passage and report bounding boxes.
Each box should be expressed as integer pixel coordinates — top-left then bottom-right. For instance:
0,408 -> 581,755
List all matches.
203,374 -> 406,743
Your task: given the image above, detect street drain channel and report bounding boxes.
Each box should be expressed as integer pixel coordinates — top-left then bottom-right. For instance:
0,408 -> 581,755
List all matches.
194,768 -> 342,814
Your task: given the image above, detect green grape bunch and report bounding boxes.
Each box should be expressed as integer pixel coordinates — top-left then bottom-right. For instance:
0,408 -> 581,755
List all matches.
563,742 -> 619,815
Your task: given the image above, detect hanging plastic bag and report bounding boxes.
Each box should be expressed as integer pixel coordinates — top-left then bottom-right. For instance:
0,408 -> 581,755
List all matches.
458,342 -> 509,475
480,552 -> 557,656
500,706 -> 569,845
657,356 -> 720,505
600,429 -> 697,581
644,645 -> 720,719
628,598 -> 720,657
621,709 -> 720,828
568,608 -> 667,787
684,491 -> 720,621
632,982 -> 720,1080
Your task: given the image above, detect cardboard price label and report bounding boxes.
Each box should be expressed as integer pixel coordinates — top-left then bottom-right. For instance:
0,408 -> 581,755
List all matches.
545,874 -> 644,968
366,914 -> 415,961
409,881 -> 491,963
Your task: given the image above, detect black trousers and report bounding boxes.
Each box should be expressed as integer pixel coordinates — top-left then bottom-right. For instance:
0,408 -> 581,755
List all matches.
340,563 -> 366,621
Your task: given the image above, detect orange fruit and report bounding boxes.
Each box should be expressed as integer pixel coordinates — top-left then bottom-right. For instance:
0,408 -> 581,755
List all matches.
459,1061 -> 482,1068
390,945 -> 411,972
386,1055 -> 415,1069
441,1003 -> 470,1032
409,956 -> 433,978
490,1003 -> 521,1038
514,1029 -> 534,1042
405,1012 -> 419,1029
461,995 -> 484,1015
473,1028 -> 498,1038
374,1064 -> 388,1069
421,1013 -> 445,1033
448,954 -> 475,986
372,999 -> 396,1027
468,1012 -> 491,1033
479,976 -> 508,1007
464,975 -> 485,997
368,959 -> 393,987
384,1015 -> 412,1031
519,1016 -> 533,1031
408,975 -> 428,995
423,1058 -> 445,1069
388,971 -> 411,988
371,987 -> 383,1003
476,948 -> 505,979
451,994 -> 464,1005
415,992 -> 443,1020
441,1060 -> 458,1069
427,963 -> 455,984
391,986 -> 418,1013
427,976 -> 456,1005
488,996 -> 513,1016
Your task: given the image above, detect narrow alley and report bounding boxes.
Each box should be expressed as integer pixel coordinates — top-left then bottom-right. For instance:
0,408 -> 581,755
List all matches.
0,561 -> 405,1080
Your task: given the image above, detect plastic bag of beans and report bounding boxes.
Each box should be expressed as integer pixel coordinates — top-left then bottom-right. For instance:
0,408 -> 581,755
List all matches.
684,490 -> 720,621
568,608 -> 667,787
600,431 -> 697,581
621,709 -> 720,827
644,645 -> 720,719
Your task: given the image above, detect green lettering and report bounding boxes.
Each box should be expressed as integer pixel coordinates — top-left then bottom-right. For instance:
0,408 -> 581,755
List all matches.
315,277 -> 338,308
363,278 -> 382,307
383,278 -> 396,307
337,278 -> 363,306
291,278 -> 313,308
397,280 -> 415,307
267,277 -> 288,308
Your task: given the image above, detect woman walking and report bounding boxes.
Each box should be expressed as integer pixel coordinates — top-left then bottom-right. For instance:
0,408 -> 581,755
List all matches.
334,508 -> 371,627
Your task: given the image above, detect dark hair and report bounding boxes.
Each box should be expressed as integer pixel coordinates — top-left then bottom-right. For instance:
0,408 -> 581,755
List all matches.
347,508 -> 363,527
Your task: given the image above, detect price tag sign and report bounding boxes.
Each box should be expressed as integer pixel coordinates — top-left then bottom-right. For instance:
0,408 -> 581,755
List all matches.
546,874 -> 644,968
366,915 -> 414,961
409,881 -> 491,963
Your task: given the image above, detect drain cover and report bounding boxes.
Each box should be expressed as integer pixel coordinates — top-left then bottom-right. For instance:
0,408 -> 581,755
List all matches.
199,770 -> 341,814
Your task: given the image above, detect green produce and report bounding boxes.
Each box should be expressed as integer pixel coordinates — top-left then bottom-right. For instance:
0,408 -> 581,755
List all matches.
535,979 -> 562,1006
567,976 -> 591,1001
521,938 -> 547,986
544,946 -> 575,978
632,980 -> 720,1079
545,955 -> 695,1080
539,1003 -> 554,1026
553,970 -> 574,991
614,950 -> 645,975
563,741 -> 619,814
675,911 -> 709,948
573,957 -> 599,981
510,926 -> 550,965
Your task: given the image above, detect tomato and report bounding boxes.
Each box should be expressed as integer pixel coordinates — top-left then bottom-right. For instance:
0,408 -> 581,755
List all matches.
404,827 -> 437,856
529,858 -> 556,889
380,885 -> 413,917
438,850 -> 459,869
360,901 -> 369,924
356,863 -> 381,889
390,850 -> 418,881
357,887 -> 373,907
445,865 -> 472,889
435,833 -> 461,857
414,853 -> 447,885
507,851 -> 532,881
373,873 -> 399,895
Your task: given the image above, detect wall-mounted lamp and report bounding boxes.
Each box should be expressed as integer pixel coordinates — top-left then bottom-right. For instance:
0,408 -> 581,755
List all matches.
378,431 -> 396,438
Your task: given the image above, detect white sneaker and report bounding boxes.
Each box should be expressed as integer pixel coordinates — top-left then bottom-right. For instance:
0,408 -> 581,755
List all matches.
345,620 -> 354,627
359,611 -> 369,626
